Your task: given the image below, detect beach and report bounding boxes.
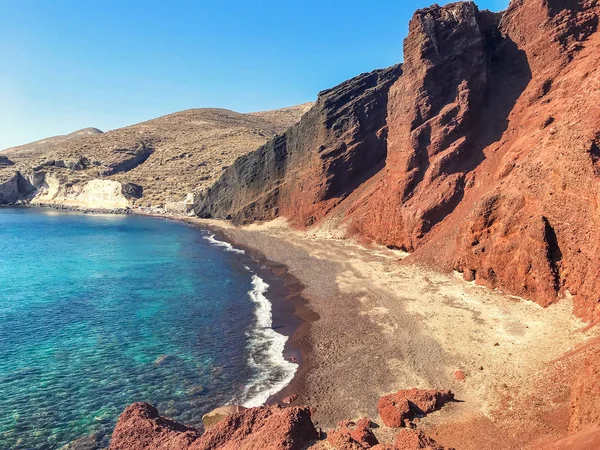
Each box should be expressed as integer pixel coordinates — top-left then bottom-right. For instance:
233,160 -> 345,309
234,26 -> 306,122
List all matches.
191,217 -> 599,449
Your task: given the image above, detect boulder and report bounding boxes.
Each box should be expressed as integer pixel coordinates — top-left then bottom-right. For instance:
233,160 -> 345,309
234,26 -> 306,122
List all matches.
377,389 -> 454,428
201,405 -> 246,430
327,418 -> 378,449
109,402 -> 318,450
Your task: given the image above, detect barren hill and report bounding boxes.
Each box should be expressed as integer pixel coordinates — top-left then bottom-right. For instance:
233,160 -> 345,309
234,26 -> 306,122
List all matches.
0,103 -> 312,209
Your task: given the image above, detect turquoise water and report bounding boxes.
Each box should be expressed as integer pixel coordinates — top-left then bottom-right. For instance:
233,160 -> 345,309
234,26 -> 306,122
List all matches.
0,208 -> 295,449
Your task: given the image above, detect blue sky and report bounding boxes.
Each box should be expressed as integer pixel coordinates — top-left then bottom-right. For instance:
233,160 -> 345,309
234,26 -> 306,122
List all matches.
0,0 -> 509,150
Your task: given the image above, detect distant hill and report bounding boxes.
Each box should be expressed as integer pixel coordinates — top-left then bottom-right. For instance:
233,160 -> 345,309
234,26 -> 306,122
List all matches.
3,127 -> 104,162
0,103 -> 313,208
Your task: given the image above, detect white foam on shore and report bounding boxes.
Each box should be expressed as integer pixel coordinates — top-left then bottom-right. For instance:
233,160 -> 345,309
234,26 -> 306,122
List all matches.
202,231 -> 297,407
203,233 -> 245,254
240,275 -> 297,407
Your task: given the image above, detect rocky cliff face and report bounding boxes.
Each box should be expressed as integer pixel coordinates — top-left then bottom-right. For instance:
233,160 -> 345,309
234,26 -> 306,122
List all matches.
0,170 -> 35,204
194,0 -> 600,321
194,66 -> 402,225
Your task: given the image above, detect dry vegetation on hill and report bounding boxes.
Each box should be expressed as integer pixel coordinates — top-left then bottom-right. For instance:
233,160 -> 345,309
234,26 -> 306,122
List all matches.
1,103 -> 313,208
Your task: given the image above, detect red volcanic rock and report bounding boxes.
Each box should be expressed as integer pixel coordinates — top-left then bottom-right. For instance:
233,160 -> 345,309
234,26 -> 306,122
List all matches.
378,397 -> 412,428
282,394 -> 298,405
394,429 -> 447,450
327,418 -> 379,450
109,402 -> 201,450
569,350 -> 600,433
453,371 -> 466,381
194,64 -> 402,226
195,404 -> 318,450
194,0 -> 600,321
109,403 -> 318,450
377,389 -> 454,428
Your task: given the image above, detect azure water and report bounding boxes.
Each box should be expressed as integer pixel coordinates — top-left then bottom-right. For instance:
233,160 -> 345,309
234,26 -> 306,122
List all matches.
0,208 -> 296,449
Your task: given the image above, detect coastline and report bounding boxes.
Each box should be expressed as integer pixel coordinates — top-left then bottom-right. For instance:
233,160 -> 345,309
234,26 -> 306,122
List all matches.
194,223 -> 318,409
5,204 -> 600,449
196,225 -> 308,408
1,204 -> 309,416
181,217 -> 600,449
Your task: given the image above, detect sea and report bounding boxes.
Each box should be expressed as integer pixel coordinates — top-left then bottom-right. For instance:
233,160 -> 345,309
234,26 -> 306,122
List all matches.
0,207 -> 297,449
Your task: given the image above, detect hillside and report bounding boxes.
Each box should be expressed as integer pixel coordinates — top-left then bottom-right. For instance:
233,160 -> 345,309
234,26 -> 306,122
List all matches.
194,0 -> 600,323
0,104 -> 312,209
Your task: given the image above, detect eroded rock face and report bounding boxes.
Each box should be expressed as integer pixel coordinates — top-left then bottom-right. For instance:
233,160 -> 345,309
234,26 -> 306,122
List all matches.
194,0 -> 600,320
109,403 -> 318,450
31,175 -> 133,210
0,171 -> 35,204
569,350 -> 600,433
193,64 -> 402,225
377,389 -> 454,428
356,2 -> 506,250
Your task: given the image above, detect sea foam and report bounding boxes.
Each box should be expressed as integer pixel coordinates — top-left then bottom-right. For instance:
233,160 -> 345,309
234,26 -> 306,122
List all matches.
203,233 -> 246,254
203,231 -> 297,407
241,275 -> 297,407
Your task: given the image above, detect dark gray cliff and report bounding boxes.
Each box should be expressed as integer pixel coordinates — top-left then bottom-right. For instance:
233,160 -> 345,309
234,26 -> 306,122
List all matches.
193,64 -> 402,225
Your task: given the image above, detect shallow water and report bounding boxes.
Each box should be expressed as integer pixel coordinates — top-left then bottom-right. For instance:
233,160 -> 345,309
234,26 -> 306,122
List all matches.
0,208 -> 295,449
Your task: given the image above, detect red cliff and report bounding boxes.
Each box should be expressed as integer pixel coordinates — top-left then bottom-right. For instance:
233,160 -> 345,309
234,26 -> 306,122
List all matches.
194,0 -> 600,321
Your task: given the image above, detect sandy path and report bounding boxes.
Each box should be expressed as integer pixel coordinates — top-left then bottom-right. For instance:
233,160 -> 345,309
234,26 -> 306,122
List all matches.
191,217 -> 596,447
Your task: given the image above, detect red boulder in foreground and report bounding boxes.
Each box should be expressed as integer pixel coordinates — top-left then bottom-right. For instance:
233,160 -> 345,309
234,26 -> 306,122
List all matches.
377,389 -> 454,428
327,418 -> 379,449
109,402 -> 318,450
109,403 -> 201,450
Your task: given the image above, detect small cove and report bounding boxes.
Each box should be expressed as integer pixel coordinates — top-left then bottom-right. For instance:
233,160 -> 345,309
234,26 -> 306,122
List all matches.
0,208 -> 298,449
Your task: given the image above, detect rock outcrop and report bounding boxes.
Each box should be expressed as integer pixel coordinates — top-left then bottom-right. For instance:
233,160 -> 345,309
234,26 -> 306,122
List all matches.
327,418 -> 379,449
193,65 -> 402,224
109,403 -> 318,450
0,170 -> 35,204
0,155 -> 14,167
30,175 -> 135,210
194,0 -> 600,321
377,389 -> 454,428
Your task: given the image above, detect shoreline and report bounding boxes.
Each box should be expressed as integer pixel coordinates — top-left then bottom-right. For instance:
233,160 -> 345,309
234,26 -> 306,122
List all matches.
182,217 -> 600,449
5,204 -> 600,448
2,204 -> 309,413
195,225 -> 310,407
195,223 -> 318,408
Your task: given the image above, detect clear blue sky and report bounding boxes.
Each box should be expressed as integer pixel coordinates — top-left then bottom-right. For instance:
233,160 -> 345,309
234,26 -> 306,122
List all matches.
0,0 -> 509,150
